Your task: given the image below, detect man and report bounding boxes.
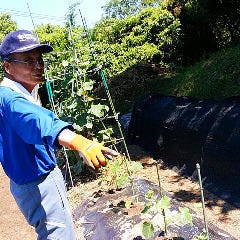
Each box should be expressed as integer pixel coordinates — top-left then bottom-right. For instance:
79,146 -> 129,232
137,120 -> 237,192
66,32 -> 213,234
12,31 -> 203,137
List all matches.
0,30 -> 118,239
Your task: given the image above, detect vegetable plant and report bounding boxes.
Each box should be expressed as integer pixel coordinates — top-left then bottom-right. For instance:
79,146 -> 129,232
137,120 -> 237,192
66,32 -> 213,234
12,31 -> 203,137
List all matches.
141,189 -> 193,239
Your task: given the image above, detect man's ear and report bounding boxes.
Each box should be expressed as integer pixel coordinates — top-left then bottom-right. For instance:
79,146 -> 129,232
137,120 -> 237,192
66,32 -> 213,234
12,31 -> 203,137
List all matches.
2,60 -> 12,75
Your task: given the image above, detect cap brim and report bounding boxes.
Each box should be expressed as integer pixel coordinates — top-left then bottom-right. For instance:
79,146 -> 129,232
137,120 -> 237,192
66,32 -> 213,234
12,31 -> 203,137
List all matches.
10,43 -> 53,54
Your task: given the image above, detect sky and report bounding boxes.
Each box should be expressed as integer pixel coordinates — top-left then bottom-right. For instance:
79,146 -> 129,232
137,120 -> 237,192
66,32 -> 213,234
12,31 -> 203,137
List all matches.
0,0 -> 108,30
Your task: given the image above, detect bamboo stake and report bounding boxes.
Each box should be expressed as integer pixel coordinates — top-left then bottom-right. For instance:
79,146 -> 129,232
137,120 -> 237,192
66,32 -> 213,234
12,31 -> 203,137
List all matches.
196,163 -> 209,240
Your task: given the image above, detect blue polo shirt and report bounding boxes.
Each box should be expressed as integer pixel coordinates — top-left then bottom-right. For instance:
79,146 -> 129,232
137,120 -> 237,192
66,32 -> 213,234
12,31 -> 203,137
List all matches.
0,86 -> 72,184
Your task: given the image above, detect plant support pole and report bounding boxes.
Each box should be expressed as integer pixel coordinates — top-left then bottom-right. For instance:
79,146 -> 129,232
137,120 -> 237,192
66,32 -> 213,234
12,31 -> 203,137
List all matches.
156,163 -> 168,235
196,163 -> 209,240
100,70 -> 132,163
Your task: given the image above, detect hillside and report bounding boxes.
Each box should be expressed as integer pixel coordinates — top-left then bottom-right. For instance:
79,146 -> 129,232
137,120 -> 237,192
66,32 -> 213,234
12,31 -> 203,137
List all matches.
105,44 -> 240,114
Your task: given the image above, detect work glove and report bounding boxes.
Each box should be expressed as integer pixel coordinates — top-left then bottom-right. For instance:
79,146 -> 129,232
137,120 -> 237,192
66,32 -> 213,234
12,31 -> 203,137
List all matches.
69,135 -> 119,169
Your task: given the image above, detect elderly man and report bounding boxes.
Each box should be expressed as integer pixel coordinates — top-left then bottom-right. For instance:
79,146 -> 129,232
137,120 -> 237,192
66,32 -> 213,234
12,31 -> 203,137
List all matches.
0,30 -> 118,240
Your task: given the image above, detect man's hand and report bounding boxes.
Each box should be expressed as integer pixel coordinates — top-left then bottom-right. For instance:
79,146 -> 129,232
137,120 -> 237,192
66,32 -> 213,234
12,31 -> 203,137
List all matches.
69,135 -> 119,169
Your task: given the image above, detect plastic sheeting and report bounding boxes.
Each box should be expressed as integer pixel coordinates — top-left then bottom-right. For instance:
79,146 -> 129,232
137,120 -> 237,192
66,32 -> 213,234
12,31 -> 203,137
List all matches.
75,179 -> 237,240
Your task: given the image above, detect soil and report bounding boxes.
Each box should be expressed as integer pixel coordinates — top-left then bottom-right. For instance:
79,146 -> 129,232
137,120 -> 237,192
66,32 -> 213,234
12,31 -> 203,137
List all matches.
0,165 -> 37,240
0,145 -> 240,240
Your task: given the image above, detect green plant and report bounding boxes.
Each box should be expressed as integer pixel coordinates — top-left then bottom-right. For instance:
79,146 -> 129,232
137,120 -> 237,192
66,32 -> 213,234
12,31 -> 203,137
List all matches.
99,155 -> 143,190
141,189 -> 193,239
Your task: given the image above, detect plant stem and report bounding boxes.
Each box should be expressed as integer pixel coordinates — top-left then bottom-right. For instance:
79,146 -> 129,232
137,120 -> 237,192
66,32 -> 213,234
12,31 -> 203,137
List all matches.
196,163 -> 209,240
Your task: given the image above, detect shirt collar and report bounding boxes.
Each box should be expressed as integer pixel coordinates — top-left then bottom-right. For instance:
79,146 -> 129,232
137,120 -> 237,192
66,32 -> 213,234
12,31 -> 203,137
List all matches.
0,77 -> 41,105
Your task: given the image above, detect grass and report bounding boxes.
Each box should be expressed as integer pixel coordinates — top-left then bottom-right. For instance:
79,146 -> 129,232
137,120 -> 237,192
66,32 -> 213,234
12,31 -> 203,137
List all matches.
108,44 -> 240,114
157,45 -> 240,100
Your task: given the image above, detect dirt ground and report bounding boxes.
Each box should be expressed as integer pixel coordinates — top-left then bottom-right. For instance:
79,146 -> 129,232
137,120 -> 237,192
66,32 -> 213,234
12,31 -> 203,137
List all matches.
0,165 -> 37,240
1,144 -> 240,240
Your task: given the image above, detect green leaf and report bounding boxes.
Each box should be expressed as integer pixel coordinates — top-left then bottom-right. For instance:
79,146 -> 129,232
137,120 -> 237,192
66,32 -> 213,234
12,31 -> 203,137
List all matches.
142,221 -> 154,239
128,161 -> 143,172
76,88 -> 84,96
88,104 -> 109,118
141,202 -> 152,214
176,207 -> 193,226
72,123 -> 83,132
85,122 -> 93,129
82,80 -> 95,91
110,160 -> 122,174
145,189 -> 154,199
125,200 -> 132,209
62,60 -> 69,67
75,113 -> 88,127
116,173 -> 129,188
159,195 -> 171,210
98,127 -> 114,141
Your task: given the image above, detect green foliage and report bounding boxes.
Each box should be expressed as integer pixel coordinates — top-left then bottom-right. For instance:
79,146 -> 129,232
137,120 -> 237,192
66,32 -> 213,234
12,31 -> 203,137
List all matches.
128,161 -> 143,172
176,207 -> 193,226
97,127 -> 114,142
141,201 -> 152,214
36,24 -> 69,51
116,173 -> 129,188
125,199 -> 132,209
163,0 -> 240,63
35,24 -> 113,142
142,221 -> 155,239
99,156 -> 143,189
0,13 -> 17,79
202,0 -> 240,47
0,13 -> 17,42
141,189 -> 193,239
159,195 -> 171,210
93,6 -> 181,76
102,0 -> 160,19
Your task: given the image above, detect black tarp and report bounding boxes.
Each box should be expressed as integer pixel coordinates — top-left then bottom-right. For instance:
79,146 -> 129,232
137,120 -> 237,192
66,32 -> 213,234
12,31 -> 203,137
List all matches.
127,93 -> 240,188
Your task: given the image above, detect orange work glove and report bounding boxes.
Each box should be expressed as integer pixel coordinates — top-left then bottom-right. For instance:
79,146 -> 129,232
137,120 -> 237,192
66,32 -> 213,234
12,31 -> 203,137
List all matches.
69,135 -> 118,169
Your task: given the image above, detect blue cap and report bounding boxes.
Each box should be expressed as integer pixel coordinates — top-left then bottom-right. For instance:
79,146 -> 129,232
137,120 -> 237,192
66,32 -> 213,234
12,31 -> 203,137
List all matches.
0,30 -> 53,59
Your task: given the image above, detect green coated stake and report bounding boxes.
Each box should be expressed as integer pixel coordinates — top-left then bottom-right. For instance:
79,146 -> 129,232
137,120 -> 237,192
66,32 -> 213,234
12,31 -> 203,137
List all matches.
46,81 -> 54,102
196,163 -> 209,240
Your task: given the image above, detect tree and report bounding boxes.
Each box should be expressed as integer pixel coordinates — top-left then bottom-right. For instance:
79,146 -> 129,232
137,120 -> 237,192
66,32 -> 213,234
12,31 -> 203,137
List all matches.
102,0 -> 161,19
93,6 -> 181,76
0,13 -> 17,78
0,13 -> 17,42
164,0 -> 240,63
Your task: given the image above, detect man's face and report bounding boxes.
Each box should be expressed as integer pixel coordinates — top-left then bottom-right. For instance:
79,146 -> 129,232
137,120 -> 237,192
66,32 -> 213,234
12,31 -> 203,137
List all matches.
4,48 -> 44,92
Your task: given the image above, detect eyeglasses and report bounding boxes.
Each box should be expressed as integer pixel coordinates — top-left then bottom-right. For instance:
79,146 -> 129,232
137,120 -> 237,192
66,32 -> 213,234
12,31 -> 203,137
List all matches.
8,58 -> 46,68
